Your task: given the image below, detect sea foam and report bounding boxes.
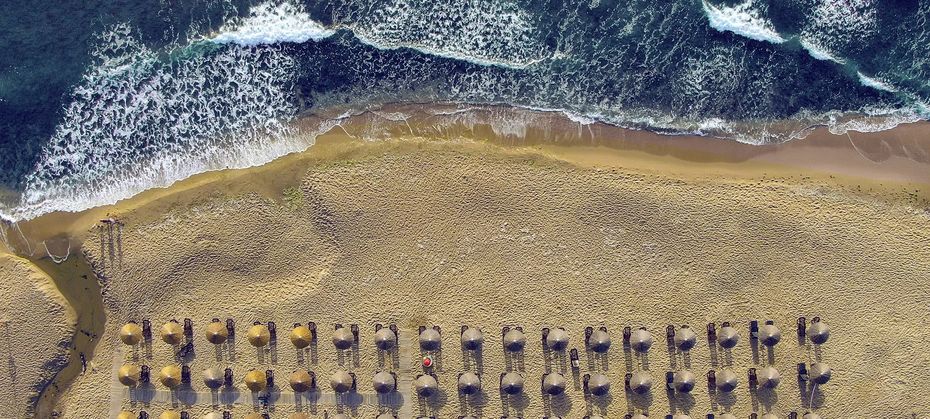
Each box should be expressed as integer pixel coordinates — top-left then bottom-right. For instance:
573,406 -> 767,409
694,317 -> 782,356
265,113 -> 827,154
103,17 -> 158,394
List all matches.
7,24 -> 306,222
857,72 -> 897,93
208,0 -> 549,70
210,2 -> 335,46
702,0 -> 785,44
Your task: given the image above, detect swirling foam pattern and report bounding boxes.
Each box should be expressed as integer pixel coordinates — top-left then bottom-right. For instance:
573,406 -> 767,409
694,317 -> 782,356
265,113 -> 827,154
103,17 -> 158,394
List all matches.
1,0 -> 929,220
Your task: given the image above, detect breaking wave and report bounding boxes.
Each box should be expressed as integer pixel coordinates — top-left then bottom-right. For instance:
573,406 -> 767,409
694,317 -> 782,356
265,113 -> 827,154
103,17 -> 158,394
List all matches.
7,24 -> 307,221
210,2 -> 335,45
2,0 -> 929,222
702,0 -> 785,44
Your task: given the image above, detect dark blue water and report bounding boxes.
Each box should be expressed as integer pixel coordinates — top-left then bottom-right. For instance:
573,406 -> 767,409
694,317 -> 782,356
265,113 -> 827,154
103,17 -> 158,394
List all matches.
1,0 -> 928,221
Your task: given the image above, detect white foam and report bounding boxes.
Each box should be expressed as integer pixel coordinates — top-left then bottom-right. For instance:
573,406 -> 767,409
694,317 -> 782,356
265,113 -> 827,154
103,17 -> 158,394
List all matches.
799,38 -> 845,64
343,0 -> 550,69
5,25 -> 309,222
702,0 -> 785,44
564,111 -> 596,125
827,108 -> 922,135
857,72 -> 897,93
206,0 -> 548,70
210,2 -> 335,46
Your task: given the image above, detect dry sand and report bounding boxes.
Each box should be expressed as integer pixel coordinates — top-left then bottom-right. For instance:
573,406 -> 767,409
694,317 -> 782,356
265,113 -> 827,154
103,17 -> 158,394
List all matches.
0,253 -> 76,417
1,106 -> 928,418
32,135 -> 930,418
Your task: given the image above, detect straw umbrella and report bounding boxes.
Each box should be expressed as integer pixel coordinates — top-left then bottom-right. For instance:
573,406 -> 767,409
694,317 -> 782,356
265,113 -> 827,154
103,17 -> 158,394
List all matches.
629,371 -> 653,394
500,372 -> 524,395
589,329 -> 611,353
809,363 -> 832,385
160,321 -> 184,345
807,321 -> 830,345
461,327 -> 483,350
159,365 -> 182,389
117,364 -> 140,387
542,372 -> 567,395
372,371 -> 396,394
159,411 -> 181,419
119,322 -> 143,345
244,369 -> 268,392
289,369 -> 314,392
419,328 -> 441,351
205,321 -> 227,345
290,325 -> 313,349
458,372 -> 481,395
630,328 -> 653,353
376,414 -> 397,419
587,373 -> 610,396
759,324 -> 781,347
202,367 -> 223,389
716,369 -> 739,393
673,370 -> 695,393
333,327 -> 354,350
758,366 -> 781,389
718,325 -> 739,349
415,374 -> 438,397
374,327 -> 396,350
330,370 -> 354,393
247,324 -> 271,348
546,328 -> 569,351
803,413 -> 822,419
674,326 -> 697,351
203,413 -> 224,419
502,329 -> 526,352
117,412 -> 134,419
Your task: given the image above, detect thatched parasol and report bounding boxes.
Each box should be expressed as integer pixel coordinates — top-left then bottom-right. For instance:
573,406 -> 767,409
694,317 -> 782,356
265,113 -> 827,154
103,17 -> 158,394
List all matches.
119,322 -> 143,345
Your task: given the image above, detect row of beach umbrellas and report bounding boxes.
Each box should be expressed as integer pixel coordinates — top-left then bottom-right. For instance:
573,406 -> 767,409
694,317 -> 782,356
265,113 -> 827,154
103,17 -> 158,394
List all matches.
120,321 -> 830,352
118,410 -> 825,419
117,362 -> 832,394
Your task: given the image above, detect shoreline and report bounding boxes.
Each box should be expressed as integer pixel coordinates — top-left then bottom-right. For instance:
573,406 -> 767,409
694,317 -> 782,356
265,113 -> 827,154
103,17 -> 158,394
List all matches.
2,106 -> 929,416
2,103 -> 929,226
6,104 -> 929,249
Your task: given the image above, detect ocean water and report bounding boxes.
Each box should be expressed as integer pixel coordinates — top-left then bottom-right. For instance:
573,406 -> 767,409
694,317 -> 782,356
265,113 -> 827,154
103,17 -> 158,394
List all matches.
1,0 -> 929,221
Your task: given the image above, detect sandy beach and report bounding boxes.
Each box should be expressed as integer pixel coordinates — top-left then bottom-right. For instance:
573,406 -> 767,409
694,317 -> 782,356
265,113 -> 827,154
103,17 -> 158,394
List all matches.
0,253 -> 76,417
2,108 -> 930,418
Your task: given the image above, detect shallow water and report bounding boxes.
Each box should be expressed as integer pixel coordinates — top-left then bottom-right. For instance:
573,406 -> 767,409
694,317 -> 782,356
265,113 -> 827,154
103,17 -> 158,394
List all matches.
1,0 -> 929,221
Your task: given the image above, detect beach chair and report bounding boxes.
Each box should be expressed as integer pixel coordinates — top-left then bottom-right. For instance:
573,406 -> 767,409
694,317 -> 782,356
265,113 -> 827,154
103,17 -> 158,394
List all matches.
140,365 -> 150,383
183,318 -> 193,339
308,321 -> 318,342
142,320 -> 152,341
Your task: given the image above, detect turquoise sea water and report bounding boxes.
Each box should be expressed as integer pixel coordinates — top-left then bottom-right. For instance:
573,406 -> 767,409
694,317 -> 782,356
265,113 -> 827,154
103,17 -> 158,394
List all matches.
1,0 -> 928,221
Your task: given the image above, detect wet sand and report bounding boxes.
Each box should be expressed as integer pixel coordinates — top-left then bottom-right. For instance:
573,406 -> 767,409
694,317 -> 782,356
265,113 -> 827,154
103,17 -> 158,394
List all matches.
1,107 -> 929,418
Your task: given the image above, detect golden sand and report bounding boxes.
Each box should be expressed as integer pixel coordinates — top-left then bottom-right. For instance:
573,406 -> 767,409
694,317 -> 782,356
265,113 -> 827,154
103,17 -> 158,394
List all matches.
3,108 -> 930,417
0,253 -> 76,417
